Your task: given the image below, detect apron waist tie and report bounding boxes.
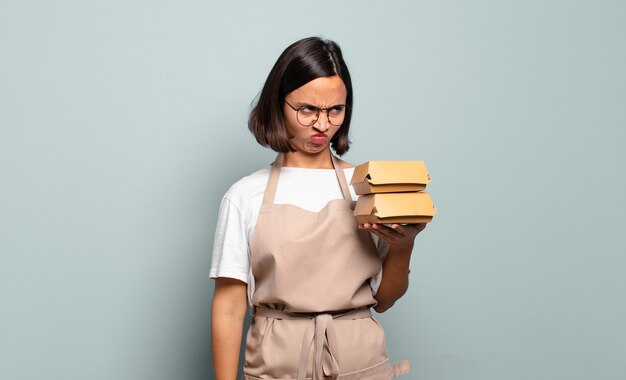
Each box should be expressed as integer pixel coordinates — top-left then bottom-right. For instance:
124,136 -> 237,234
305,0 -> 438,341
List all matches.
254,307 -> 372,380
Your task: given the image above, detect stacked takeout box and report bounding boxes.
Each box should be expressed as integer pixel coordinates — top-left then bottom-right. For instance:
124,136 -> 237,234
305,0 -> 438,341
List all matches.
350,161 -> 436,224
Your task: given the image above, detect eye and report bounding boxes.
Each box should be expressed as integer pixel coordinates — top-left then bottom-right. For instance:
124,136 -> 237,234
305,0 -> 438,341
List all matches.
299,105 -> 318,116
328,105 -> 345,116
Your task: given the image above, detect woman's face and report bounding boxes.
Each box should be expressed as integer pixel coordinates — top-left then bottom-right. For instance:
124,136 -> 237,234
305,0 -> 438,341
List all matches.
283,75 -> 347,155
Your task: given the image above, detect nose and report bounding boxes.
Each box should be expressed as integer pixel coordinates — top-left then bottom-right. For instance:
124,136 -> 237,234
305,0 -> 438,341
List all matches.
312,112 -> 330,132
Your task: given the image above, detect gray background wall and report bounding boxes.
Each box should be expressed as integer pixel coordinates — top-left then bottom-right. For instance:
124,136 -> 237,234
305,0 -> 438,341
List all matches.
1,1 -> 624,379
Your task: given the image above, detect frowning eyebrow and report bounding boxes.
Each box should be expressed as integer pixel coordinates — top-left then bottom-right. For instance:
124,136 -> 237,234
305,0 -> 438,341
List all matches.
291,102 -> 346,109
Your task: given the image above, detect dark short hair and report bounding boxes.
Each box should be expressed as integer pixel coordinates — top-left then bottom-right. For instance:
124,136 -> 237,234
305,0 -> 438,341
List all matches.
248,37 -> 353,156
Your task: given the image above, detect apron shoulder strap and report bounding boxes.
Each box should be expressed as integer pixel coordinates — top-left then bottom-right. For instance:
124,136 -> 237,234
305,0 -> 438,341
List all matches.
331,155 -> 352,201
262,153 -> 283,206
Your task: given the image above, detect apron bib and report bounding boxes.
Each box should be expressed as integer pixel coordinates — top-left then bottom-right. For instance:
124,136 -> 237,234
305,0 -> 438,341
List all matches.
244,153 -> 410,380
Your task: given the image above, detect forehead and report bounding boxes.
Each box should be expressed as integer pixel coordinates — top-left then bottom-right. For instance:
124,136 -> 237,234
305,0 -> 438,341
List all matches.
287,75 -> 347,105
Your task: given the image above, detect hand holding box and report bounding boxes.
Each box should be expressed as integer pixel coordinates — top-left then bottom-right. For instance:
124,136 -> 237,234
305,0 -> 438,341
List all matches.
351,161 -> 436,224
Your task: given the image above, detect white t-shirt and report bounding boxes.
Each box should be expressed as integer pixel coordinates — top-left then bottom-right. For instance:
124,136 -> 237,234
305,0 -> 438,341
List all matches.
209,165 -> 388,304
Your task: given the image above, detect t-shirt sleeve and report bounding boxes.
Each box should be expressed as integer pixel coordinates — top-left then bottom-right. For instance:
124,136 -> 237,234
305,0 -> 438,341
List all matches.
209,196 -> 250,283
369,235 -> 390,295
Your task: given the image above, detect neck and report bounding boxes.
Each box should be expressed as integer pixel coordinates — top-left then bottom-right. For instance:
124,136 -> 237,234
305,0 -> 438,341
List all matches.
282,149 -> 334,169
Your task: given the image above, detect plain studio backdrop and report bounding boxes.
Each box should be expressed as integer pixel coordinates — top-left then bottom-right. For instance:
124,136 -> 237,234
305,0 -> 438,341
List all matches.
1,1 -> 625,379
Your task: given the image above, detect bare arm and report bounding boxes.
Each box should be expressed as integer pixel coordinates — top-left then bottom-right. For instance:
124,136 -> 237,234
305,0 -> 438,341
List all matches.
361,223 -> 427,313
211,277 -> 248,380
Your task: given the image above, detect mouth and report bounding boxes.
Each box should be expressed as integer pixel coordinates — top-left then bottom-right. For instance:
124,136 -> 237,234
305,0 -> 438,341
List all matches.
310,133 -> 328,145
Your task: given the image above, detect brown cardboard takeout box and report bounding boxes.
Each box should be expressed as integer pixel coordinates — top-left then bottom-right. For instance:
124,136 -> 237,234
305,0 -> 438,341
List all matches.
353,192 -> 436,224
350,160 -> 431,195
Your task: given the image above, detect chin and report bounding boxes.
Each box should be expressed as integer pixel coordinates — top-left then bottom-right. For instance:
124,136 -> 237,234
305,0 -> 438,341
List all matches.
303,145 -> 328,154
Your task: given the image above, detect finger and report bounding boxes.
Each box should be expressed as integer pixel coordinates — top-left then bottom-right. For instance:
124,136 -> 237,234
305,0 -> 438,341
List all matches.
389,224 -> 420,237
390,224 -> 411,235
360,223 -> 380,234
361,224 -> 387,239
398,223 -> 427,234
372,223 -> 400,239
414,223 -> 427,233
360,223 -> 373,230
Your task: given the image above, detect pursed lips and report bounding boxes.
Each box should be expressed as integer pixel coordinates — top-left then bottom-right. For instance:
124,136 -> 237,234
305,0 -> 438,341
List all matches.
310,133 -> 327,144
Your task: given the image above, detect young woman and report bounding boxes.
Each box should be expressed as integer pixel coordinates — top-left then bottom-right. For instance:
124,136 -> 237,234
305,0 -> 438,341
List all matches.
210,37 -> 426,380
